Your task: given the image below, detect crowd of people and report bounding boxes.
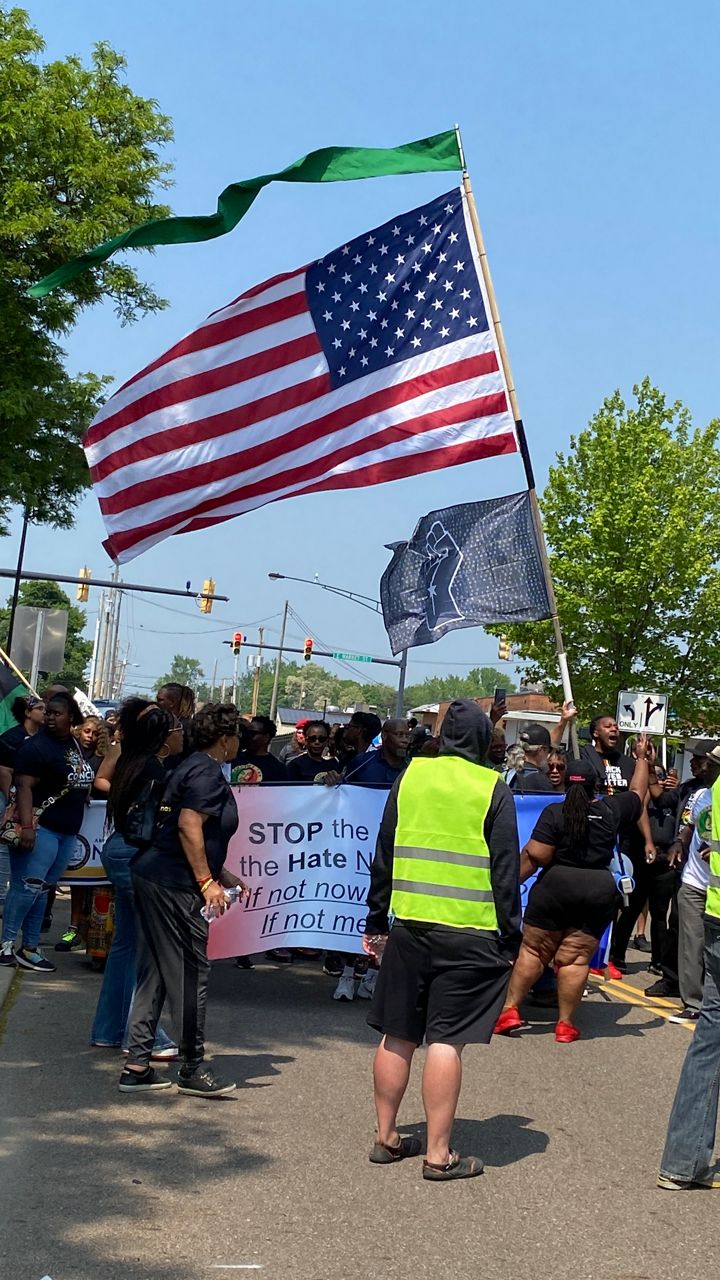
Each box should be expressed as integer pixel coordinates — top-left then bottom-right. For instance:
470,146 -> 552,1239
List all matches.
0,683 -> 718,1185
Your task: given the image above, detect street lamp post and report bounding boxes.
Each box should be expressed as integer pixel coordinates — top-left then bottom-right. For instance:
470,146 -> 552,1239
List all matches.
268,573 -> 407,716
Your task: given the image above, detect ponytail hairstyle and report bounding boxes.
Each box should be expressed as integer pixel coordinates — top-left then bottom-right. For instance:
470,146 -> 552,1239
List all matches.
562,759 -> 596,851
107,698 -> 172,830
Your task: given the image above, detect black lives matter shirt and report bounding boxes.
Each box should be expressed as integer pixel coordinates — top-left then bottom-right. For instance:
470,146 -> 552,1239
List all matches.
14,729 -> 94,835
134,751 -> 239,890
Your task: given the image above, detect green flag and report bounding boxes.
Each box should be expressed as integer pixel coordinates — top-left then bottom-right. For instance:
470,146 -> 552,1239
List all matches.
30,129 -> 463,298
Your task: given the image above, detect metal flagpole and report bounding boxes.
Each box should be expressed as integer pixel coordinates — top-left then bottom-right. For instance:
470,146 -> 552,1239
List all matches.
251,627 -> 265,717
456,127 -> 578,752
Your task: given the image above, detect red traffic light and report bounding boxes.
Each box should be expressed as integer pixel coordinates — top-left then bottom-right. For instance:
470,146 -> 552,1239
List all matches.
303,637 -> 313,662
232,631 -> 244,655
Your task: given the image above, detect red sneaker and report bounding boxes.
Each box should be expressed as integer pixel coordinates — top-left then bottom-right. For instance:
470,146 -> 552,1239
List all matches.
494,1006 -> 523,1036
606,962 -> 624,981
589,966 -> 605,976
555,1020 -> 581,1043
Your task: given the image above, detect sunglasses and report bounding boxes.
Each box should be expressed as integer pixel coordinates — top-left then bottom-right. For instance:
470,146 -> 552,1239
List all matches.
306,735 -> 328,744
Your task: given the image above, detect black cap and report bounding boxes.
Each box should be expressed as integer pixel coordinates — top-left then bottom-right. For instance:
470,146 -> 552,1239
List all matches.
519,722 -> 552,749
564,759 -> 595,787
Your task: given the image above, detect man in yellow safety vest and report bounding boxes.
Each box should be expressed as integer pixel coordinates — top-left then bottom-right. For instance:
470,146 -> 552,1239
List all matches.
658,744 -> 720,1190
363,699 -> 521,1182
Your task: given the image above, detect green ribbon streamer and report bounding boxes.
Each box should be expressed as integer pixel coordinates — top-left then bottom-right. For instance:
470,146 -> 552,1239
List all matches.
29,129 -> 463,298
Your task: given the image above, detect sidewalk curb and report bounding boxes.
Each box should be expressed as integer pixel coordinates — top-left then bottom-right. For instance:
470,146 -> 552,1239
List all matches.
0,964 -> 20,1022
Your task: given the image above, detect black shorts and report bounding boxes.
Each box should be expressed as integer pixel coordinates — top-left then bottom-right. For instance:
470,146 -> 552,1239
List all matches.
366,922 -> 512,1046
524,865 -> 620,940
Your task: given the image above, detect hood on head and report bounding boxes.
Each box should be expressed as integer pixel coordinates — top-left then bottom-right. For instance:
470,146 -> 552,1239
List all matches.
438,699 -> 492,766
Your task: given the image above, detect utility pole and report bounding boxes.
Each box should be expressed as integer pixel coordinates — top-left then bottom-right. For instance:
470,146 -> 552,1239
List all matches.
251,627 -> 265,717
209,658 -> 218,701
269,600 -> 289,723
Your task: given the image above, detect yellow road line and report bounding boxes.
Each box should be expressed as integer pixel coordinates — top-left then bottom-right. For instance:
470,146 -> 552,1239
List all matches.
588,977 -> 694,1029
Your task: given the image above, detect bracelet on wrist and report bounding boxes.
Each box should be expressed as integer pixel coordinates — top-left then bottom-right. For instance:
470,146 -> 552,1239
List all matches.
199,878 -> 215,892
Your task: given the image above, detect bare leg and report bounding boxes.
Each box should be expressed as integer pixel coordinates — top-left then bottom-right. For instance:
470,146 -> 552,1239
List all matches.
373,1035 -> 415,1147
422,1042 -> 464,1165
555,932 -> 597,1026
502,926 -> 562,1010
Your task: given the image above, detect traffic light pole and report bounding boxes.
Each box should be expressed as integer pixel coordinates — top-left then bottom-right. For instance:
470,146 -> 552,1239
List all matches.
269,601 -> 289,722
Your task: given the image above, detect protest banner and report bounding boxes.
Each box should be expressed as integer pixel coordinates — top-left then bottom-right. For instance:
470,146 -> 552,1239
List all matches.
207,785 -> 388,960
59,801 -> 109,886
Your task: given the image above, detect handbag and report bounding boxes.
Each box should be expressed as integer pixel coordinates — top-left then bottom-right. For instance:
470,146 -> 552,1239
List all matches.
124,776 -> 168,849
0,786 -> 71,848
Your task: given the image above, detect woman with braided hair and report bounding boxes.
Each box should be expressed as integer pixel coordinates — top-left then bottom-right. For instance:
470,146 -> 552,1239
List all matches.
495,738 -> 651,1042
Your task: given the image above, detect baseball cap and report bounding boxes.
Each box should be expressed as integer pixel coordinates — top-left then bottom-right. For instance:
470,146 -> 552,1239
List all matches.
564,759 -> 596,786
519,723 -> 552,749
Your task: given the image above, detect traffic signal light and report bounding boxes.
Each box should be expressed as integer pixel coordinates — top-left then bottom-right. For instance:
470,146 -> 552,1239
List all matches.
497,635 -> 512,662
232,631 -> 244,656
303,637 -> 314,663
199,578 -> 216,614
76,566 -> 91,602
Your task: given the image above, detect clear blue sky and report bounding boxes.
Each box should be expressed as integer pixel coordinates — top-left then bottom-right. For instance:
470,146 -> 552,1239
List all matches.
9,0 -> 720,699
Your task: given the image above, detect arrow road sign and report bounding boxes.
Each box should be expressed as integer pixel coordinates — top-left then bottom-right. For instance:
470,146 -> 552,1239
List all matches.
616,690 -> 669,735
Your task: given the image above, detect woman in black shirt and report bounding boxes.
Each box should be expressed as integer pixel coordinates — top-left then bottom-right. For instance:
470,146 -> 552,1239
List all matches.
122,704 -> 247,1097
91,699 -> 183,1051
495,740 -> 650,1043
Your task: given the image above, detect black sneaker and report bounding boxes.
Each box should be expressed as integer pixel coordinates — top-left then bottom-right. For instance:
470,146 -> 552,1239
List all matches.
322,953 -> 343,976
15,947 -> 56,973
177,1066 -> 236,1097
646,978 -> 680,998
234,955 -> 255,970
669,1007 -> 700,1025
118,1066 -> 173,1093
0,941 -> 16,967
633,933 -> 652,953
54,926 -> 85,952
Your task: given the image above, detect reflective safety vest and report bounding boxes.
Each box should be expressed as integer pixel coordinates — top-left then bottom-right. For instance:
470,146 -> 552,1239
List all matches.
390,755 -> 499,931
706,777 -> 720,923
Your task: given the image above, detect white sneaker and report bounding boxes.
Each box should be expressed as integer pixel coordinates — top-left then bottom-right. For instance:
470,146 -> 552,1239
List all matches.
0,940 -> 16,967
357,971 -> 377,1000
333,973 -> 356,1002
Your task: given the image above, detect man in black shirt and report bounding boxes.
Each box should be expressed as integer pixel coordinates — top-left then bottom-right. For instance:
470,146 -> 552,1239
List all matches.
510,724 -> 555,794
285,720 -> 339,782
230,716 -> 287,784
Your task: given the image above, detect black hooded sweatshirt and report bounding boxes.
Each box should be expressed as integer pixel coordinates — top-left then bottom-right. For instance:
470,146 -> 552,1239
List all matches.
365,699 -> 522,954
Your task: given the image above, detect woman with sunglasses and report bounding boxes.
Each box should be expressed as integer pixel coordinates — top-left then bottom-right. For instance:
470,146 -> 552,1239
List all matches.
547,749 -> 567,791
91,699 -> 183,1054
284,720 -> 339,782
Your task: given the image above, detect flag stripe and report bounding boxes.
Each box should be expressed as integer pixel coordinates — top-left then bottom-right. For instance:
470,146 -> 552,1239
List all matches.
94,348 -> 499,501
97,356 -> 503,516
88,334 -> 325,478
103,397 -> 511,555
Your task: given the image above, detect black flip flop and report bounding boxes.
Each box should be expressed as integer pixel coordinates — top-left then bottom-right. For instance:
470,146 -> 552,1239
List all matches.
422,1150 -> 484,1181
369,1135 -> 422,1164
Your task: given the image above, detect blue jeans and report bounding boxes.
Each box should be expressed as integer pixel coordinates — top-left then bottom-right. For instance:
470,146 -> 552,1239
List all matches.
0,793 -> 9,903
1,826 -> 77,950
660,921 -> 720,1181
90,832 -> 175,1050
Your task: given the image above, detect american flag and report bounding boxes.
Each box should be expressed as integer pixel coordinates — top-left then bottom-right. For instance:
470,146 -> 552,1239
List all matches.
85,187 -> 518,562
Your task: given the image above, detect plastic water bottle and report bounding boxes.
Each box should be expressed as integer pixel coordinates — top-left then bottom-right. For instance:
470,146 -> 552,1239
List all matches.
200,885 -> 243,922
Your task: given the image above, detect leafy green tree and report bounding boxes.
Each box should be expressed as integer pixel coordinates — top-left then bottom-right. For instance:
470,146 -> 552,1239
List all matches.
0,580 -> 92,687
489,380 -> 720,728
157,655 -> 210,702
404,666 -> 516,710
1,9 -> 173,530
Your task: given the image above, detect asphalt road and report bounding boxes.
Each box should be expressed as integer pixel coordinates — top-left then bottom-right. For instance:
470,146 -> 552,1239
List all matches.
0,908 -> 716,1280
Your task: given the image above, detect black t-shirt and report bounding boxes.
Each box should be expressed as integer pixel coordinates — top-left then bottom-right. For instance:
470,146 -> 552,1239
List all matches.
230,750 -> 287,784
530,791 -> 642,869
0,724 -> 28,770
134,752 -> 239,889
580,744 -> 635,794
285,753 -> 340,782
14,729 -> 95,835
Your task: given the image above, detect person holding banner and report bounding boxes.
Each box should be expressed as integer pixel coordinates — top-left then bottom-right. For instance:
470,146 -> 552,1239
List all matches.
120,703 -> 245,1097
494,743 -> 651,1043
363,699 -> 521,1182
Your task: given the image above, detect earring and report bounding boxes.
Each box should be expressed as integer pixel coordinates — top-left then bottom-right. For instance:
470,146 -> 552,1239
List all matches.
158,745 -> 170,760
